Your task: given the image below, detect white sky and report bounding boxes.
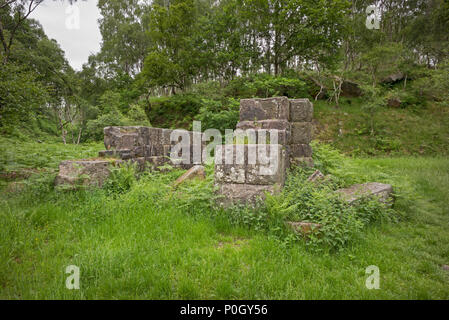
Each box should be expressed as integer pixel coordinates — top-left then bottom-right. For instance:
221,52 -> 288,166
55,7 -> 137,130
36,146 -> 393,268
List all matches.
30,0 -> 102,70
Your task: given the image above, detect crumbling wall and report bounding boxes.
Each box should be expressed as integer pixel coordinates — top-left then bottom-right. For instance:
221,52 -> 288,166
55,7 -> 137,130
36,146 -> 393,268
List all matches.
100,126 -> 205,170
235,97 -> 314,167
215,144 -> 286,206
215,97 -> 314,205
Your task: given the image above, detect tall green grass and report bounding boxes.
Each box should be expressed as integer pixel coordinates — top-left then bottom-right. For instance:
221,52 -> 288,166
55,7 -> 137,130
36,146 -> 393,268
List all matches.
0,142 -> 448,298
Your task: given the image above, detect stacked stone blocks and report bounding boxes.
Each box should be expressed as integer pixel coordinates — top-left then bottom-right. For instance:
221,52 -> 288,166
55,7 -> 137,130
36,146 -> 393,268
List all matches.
235,97 -> 314,168
215,96 -> 314,205
100,126 -> 205,170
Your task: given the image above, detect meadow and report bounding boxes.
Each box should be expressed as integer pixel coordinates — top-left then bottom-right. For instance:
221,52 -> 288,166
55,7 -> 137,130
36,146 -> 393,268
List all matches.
1,134 -> 448,299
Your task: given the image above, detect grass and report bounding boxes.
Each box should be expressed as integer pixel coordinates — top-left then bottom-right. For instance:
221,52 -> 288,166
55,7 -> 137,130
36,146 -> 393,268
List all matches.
0,136 -> 448,298
0,137 -> 102,190
314,99 -> 449,157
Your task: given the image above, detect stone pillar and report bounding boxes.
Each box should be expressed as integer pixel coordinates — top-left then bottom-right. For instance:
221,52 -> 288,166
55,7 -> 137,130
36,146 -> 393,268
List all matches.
288,99 -> 314,167
235,97 -> 314,168
215,144 -> 286,206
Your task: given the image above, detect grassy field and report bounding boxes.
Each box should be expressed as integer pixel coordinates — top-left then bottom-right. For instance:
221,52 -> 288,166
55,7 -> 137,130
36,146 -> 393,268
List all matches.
0,135 -> 448,299
314,99 -> 449,157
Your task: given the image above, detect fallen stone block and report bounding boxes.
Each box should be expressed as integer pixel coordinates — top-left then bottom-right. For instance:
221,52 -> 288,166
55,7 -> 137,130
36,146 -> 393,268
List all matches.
287,221 -> 321,237
336,182 -> 394,206
382,72 -> 405,84
307,170 -> 325,183
216,183 -> 281,206
290,99 -> 314,122
239,97 -> 290,121
55,159 -> 120,188
290,122 -> 313,144
174,165 -> 206,187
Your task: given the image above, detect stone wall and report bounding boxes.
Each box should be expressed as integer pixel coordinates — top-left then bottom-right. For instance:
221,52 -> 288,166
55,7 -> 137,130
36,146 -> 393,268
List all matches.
215,144 -> 286,206
235,97 -> 314,167
56,126 -> 205,187
215,97 -> 314,205
100,126 -> 205,170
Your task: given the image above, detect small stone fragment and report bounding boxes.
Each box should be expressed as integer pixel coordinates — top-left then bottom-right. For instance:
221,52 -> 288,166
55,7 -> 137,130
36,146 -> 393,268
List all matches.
307,170 -> 325,183
336,182 -> 394,206
287,221 -> 322,236
174,165 -> 206,187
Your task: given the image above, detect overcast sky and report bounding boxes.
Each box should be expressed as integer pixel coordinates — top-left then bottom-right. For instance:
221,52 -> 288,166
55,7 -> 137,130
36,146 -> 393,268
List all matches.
30,0 -> 102,70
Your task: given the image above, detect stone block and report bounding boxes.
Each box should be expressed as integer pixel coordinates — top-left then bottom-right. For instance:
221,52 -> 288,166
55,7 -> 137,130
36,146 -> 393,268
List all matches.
215,164 -> 246,184
216,183 -> 281,206
290,99 -> 313,122
246,144 -> 285,185
147,128 -> 162,145
174,165 -> 206,187
290,122 -> 313,144
146,156 -> 170,170
239,97 -> 290,121
236,119 -> 291,131
55,159 -> 118,187
336,182 -> 394,206
161,129 -> 173,145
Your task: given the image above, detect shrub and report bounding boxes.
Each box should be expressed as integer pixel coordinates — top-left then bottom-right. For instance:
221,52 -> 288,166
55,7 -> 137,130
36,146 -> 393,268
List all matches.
148,94 -> 204,128
195,98 -> 239,133
266,166 -> 396,252
224,74 -> 311,99
103,162 -> 138,197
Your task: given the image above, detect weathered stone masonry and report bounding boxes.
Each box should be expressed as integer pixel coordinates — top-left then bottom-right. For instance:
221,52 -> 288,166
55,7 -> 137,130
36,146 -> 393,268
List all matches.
55,96 -> 315,201
55,126 -> 206,187
235,97 -> 314,168
215,97 -> 314,205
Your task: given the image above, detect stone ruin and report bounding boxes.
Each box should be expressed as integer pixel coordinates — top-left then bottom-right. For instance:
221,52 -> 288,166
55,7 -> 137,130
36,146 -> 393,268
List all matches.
55,126 -> 206,187
236,97 -> 314,167
55,96 -> 393,214
214,97 -> 314,205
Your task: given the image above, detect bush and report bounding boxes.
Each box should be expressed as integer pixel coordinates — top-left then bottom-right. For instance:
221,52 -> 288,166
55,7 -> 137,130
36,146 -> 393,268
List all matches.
195,98 -> 239,133
224,74 -> 311,99
148,94 -> 204,129
103,162 -> 138,197
85,108 -> 128,141
266,166 -> 396,252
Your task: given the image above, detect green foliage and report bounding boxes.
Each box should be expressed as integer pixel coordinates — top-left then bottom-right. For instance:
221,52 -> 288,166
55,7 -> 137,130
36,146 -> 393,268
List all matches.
1,136 -> 449,298
148,94 -> 204,129
264,144 -> 399,252
0,63 -> 48,132
360,85 -> 385,135
225,74 -> 310,98
85,108 -> 127,141
103,162 -> 138,197
195,98 -> 239,133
